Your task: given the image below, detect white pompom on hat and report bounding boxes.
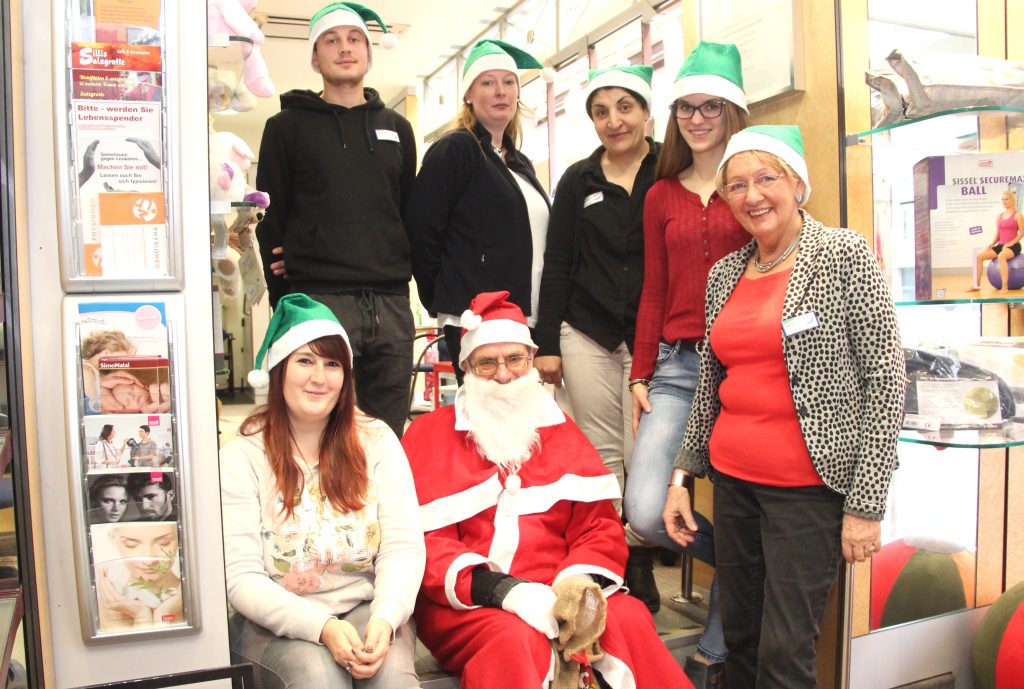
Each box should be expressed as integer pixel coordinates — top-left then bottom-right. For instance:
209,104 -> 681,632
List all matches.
247,293 -> 351,389
458,291 -> 537,370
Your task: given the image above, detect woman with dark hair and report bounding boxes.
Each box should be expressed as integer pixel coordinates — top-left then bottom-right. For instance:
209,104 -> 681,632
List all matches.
221,294 -> 425,689
95,424 -> 126,468
621,41 -> 751,686
533,65 -> 661,606
407,39 -> 550,383
88,475 -> 129,524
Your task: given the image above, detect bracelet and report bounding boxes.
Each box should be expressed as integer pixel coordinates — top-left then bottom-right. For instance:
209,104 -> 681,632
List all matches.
628,378 -> 650,390
669,469 -> 693,488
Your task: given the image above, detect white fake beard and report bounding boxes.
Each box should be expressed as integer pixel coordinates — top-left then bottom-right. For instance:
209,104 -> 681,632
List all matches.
462,368 -> 549,471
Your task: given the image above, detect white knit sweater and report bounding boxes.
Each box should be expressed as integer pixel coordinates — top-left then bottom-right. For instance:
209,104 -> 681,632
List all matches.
220,418 -> 425,643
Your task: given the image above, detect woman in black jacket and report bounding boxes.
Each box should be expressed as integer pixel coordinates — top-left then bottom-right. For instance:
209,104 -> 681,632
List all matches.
407,39 -> 550,383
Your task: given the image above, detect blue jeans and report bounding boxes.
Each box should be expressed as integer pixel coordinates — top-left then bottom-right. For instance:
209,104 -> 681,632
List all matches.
229,601 -> 419,689
623,342 -> 725,662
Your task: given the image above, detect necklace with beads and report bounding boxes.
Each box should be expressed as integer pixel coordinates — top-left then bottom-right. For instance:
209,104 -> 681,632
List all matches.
754,230 -> 802,273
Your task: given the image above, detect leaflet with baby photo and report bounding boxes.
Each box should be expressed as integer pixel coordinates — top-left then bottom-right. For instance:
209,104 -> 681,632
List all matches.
89,521 -> 187,634
77,301 -> 172,417
72,99 -> 167,278
83,414 -> 174,472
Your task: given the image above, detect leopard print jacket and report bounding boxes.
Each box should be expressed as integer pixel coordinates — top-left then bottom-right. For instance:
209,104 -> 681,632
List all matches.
675,211 -> 906,520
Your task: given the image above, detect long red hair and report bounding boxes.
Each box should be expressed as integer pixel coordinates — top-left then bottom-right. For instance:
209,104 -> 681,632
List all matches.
239,335 -> 368,518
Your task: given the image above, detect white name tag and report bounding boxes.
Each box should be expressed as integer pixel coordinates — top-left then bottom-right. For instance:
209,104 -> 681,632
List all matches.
781,311 -> 820,337
375,129 -> 400,143
583,191 -> 604,208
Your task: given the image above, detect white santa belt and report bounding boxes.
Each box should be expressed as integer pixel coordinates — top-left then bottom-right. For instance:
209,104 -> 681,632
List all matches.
419,472 -> 621,532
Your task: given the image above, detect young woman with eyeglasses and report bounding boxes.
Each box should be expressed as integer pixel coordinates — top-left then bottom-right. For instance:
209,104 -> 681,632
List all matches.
621,41 -> 750,688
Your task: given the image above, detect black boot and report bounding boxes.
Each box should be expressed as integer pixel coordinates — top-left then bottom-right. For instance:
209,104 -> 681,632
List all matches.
625,546 -> 661,613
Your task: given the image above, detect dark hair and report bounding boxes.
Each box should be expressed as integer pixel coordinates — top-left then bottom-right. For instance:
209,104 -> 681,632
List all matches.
89,476 -> 127,509
99,424 -> 115,442
239,335 -> 368,518
139,425 -> 151,434
585,86 -> 649,119
127,472 -> 174,496
653,100 -> 747,181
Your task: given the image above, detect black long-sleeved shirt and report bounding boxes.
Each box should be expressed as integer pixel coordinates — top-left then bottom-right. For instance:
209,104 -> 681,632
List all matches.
534,139 -> 659,356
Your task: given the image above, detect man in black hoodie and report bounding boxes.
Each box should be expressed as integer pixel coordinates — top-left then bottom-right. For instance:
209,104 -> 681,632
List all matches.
256,2 -> 416,438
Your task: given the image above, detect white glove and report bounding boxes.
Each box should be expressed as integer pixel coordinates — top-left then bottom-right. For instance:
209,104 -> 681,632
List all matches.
501,582 -> 559,639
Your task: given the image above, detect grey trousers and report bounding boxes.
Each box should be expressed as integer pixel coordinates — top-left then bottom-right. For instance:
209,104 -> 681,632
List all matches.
229,601 -> 420,689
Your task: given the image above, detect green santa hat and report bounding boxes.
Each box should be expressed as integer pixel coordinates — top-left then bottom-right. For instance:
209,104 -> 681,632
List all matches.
461,39 -> 551,97
718,125 -> 811,203
309,2 -> 396,73
585,65 -> 653,112
247,294 -> 351,389
672,41 -> 748,113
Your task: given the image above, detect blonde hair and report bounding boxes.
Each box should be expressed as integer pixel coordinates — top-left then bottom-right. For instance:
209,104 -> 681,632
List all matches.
449,101 -> 524,149
654,101 -> 746,181
82,330 -> 134,360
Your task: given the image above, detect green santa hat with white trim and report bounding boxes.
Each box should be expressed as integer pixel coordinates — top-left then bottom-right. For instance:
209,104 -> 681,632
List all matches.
585,65 -> 654,112
309,2 -> 396,73
461,39 -> 551,97
247,294 -> 351,389
672,41 -> 748,113
718,124 -> 812,203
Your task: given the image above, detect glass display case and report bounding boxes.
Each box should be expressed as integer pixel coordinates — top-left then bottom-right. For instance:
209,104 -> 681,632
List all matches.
837,3 -> 1023,685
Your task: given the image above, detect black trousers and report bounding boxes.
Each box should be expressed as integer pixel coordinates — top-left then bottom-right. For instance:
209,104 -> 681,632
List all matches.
310,292 -> 414,438
713,471 -> 845,689
442,325 -> 466,386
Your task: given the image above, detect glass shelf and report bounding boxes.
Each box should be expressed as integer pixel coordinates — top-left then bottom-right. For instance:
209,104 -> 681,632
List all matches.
895,296 -> 1024,307
846,105 -> 1024,145
899,421 -> 1024,448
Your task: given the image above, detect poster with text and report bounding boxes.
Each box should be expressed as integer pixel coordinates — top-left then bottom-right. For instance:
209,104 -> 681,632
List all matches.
72,99 -> 168,278
84,413 -> 174,470
71,0 -> 162,47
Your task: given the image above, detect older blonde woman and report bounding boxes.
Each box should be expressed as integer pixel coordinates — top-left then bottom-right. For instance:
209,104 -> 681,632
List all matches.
663,126 -> 905,688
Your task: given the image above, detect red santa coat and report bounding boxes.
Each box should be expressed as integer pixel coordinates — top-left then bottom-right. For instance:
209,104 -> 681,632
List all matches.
403,402 -> 692,689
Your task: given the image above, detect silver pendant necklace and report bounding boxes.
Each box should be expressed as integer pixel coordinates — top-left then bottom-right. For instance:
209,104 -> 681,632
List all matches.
754,231 -> 802,273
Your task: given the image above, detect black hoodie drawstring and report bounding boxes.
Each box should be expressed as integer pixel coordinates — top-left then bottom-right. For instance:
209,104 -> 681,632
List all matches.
364,110 -> 374,153
331,110 -> 347,150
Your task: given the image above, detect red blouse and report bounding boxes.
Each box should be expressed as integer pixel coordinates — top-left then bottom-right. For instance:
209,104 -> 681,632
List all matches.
631,179 -> 750,379
708,268 -> 822,487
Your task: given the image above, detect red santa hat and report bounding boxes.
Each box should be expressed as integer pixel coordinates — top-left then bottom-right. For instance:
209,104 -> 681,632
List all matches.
458,291 -> 536,370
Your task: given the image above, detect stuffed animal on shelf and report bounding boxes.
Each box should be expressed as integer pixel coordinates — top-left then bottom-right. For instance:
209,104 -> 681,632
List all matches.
210,130 -> 256,173
209,66 -> 257,113
208,0 -> 276,99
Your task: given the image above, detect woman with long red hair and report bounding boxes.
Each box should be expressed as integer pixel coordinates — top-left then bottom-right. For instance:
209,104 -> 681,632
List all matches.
221,294 -> 425,689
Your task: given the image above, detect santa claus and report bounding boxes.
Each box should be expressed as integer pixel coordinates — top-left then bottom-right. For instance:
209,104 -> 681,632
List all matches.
402,291 -> 692,688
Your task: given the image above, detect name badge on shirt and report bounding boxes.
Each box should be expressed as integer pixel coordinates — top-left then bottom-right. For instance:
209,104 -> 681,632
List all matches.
583,191 -> 604,208
781,311 -> 820,337
375,129 -> 400,143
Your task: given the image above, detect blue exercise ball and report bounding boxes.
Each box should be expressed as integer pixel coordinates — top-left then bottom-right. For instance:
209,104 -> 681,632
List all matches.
986,253 -> 1024,291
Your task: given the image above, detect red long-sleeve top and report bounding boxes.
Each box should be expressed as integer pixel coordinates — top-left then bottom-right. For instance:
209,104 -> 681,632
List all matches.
630,178 -> 750,380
